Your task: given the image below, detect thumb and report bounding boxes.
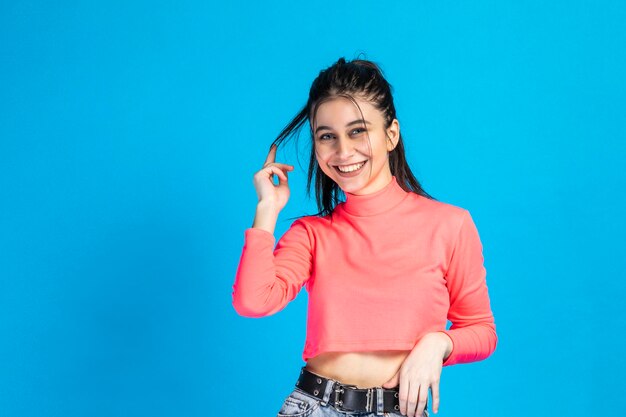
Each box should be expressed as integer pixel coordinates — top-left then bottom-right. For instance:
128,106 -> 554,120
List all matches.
381,369 -> 400,389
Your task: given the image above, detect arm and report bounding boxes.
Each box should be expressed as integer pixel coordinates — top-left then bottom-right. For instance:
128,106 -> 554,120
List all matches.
251,200 -> 280,235
438,209 -> 498,366
231,217 -> 313,318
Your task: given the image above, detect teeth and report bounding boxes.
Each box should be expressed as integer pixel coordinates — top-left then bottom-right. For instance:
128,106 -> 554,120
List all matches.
336,161 -> 365,172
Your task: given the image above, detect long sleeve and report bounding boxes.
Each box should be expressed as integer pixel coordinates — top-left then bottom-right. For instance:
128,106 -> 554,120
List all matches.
231,219 -> 313,317
438,210 -> 498,366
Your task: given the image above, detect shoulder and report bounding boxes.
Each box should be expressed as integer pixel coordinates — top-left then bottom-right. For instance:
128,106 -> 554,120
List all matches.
282,214 -> 327,238
408,193 -> 470,225
406,194 -> 482,250
287,214 -> 319,229
288,210 -> 337,229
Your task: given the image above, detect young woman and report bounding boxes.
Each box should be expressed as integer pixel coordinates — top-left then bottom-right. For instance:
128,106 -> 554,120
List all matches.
232,57 -> 498,417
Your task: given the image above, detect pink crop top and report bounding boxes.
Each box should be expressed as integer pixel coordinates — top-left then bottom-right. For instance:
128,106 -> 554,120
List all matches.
232,176 -> 497,366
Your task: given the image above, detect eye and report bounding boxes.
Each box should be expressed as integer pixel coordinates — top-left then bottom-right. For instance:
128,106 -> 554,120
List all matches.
318,133 -> 334,141
351,128 -> 366,135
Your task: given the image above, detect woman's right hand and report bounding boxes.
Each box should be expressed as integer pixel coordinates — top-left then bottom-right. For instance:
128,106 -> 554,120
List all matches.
253,144 -> 294,212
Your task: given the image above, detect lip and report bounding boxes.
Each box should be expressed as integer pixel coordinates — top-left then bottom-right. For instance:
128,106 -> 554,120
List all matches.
333,160 -> 368,168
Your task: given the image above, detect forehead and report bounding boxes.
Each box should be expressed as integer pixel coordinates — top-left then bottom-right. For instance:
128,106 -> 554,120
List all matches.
312,96 -> 379,127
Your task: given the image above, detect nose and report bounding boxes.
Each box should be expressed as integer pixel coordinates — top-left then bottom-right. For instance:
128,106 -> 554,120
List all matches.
335,136 -> 355,158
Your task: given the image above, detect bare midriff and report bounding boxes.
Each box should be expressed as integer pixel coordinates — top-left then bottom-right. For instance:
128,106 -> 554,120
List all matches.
304,350 -> 412,389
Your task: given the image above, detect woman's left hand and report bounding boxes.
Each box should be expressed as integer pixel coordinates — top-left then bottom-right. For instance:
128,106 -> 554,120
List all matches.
381,332 -> 452,417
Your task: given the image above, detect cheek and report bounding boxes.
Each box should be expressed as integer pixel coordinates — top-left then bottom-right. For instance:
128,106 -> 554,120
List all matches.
370,139 -> 389,156
314,146 -> 330,163
313,152 -> 327,172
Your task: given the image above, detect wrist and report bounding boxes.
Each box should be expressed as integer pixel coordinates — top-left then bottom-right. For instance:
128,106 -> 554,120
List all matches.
425,332 -> 453,360
252,201 -> 280,234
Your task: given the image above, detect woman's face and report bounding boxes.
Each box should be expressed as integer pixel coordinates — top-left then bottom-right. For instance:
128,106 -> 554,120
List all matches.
312,96 -> 399,195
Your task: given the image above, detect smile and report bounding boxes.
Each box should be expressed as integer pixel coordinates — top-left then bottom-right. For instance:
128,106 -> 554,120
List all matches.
333,160 -> 367,175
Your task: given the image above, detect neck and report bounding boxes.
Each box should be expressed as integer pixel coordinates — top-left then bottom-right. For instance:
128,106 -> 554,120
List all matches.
341,176 -> 409,216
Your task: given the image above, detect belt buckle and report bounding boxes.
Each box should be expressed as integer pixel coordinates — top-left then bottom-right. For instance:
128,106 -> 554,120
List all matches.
333,384 -> 346,411
333,383 -> 364,412
365,388 -> 374,413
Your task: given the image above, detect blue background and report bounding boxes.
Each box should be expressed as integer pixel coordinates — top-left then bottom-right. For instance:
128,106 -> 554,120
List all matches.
1,1 -> 624,416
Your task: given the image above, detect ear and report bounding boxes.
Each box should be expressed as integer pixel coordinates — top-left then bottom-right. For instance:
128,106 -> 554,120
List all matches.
386,118 -> 400,152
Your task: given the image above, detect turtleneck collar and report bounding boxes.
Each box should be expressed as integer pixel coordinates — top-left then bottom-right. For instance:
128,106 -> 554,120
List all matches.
341,175 -> 409,216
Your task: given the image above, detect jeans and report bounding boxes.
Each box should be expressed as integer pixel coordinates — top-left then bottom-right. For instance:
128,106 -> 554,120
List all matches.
277,385 -> 429,417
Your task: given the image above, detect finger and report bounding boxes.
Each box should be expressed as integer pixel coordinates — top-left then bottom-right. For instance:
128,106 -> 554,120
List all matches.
265,165 -> 288,183
399,377 -> 409,416
278,170 -> 289,186
255,166 -> 287,184
431,381 -> 440,414
275,165 -> 290,184
407,384 -> 422,417
264,144 -> 277,165
264,162 -> 294,170
382,370 -> 399,389
415,384 -> 428,417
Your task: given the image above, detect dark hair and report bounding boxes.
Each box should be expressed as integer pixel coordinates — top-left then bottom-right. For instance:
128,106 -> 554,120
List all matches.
271,56 -> 436,220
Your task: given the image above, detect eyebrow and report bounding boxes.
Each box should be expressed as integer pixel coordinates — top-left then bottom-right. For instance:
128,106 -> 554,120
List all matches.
314,119 -> 371,134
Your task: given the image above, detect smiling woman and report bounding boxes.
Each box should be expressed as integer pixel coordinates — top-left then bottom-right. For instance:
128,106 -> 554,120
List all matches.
311,96 -> 399,195
231,56 -> 498,417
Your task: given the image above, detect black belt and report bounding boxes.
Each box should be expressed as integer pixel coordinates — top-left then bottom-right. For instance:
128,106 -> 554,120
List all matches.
295,366 -> 427,415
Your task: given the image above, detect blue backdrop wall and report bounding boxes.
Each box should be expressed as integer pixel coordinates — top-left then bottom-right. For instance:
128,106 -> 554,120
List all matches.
1,1 -> 624,416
